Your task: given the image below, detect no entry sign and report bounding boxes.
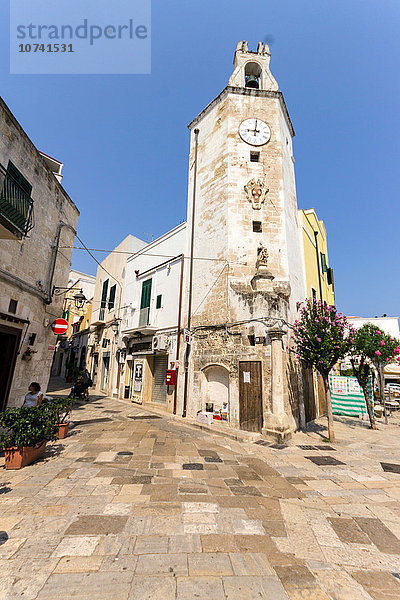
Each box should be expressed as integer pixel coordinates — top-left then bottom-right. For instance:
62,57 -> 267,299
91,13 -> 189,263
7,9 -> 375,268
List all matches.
51,318 -> 69,335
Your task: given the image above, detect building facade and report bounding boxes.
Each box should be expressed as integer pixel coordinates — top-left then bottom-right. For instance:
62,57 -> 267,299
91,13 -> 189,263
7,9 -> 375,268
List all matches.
299,208 -> 335,305
0,97 -> 79,409
180,42 -> 306,440
51,269 -> 96,380
119,223 -> 186,410
88,235 -> 146,398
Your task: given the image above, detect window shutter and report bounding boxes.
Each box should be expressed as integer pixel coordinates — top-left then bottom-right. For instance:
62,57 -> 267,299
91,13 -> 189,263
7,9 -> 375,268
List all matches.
156,294 -> 162,309
108,284 -> 116,310
140,279 -> 152,309
320,253 -> 327,273
101,279 -> 109,309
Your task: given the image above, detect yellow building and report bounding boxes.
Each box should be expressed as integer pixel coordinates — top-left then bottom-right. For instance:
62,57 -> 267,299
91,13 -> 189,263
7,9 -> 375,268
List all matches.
299,208 -> 335,305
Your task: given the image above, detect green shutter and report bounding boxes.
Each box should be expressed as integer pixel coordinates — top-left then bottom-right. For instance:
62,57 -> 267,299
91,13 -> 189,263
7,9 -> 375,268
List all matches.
7,161 -> 32,195
101,279 -> 109,308
108,284 -> 116,310
320,253 -> 327,273
140,279 -> 152,309
156,294 -> 162,309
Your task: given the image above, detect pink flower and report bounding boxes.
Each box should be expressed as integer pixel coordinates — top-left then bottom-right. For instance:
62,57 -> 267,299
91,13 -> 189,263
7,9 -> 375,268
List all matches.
376,330 -> 381,335
375,350 -> 381,356
317,338 -> 321,342
380,340 -> 385,346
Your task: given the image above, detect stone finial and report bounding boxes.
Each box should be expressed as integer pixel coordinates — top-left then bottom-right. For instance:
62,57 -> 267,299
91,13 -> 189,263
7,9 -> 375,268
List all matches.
257,42 -> 264,54
242,41 -> 248,52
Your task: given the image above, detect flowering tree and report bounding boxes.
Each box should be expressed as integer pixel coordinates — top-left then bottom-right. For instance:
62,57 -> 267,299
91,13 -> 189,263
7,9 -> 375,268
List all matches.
350,324 -> 400,428
292,299 -> 354,442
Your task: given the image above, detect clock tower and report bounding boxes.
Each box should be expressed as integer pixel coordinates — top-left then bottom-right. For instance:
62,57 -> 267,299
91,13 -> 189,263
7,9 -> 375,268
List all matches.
182,42 -> 306,441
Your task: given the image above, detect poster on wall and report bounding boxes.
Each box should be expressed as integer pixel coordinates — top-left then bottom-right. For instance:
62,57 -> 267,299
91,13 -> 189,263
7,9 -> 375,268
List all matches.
134,363 -> 143,392
330,376 -> 348,395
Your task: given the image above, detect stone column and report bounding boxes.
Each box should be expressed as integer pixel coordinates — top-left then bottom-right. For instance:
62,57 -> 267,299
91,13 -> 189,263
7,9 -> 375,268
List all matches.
262,327 -> 293,443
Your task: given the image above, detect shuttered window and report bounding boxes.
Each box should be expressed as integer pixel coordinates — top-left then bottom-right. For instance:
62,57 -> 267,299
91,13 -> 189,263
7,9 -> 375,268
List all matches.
7,161 -> 32,195
101,279 -> 109,309
320,253 -> 327,273
156,294 -> 162,309
152,355 -> 168,404
108,284 -> 116,310
140,279 -> 152,309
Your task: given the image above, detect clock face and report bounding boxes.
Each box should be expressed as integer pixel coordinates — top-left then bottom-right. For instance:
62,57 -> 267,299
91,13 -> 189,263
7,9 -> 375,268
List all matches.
239,118 -> 271,146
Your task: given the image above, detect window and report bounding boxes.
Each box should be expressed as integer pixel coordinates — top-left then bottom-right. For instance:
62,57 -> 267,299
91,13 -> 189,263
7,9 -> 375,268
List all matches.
101,279 -> 109,309
8,299 -> 18,314
311,288 -> 317,302
252,221 -> 262,233
320,252 -> 327,273
156,294 -> 162,309
108,284 -> 116,310
140,279 -> 152,309
7,161 -> 32,195
250,151 -> 260,162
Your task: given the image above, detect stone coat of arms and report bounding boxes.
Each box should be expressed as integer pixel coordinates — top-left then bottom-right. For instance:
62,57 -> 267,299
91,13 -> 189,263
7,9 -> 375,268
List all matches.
244,178 -> 269,210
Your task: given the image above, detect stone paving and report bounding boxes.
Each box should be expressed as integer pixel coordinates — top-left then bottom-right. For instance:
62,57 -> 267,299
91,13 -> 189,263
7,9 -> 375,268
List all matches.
1,391 -> 400,599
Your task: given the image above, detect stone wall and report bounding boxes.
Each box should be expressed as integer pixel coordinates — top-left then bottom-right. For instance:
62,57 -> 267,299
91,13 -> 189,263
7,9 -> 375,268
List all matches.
0,97 -> 79,407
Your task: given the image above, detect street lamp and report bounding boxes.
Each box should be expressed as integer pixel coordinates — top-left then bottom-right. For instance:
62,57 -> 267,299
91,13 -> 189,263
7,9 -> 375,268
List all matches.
73,290 -> 87,310
111,319 -> 120,335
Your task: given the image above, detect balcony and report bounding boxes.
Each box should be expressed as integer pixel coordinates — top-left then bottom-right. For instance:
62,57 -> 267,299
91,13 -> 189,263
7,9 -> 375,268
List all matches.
91,307 -> 106,326
121,307 -> 157,335
0,163 -> 34,239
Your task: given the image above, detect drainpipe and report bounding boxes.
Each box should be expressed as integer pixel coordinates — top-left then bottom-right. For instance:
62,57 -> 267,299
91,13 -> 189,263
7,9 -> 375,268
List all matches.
182,128 -> 199,418
173,253 -> 185,415
45,221 -> 77,304
313,231 -> 323,302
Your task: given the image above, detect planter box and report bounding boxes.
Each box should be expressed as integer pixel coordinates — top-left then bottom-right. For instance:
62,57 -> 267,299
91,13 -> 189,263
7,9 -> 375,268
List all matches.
4,441 -> 47,470
57,422 -> 70,439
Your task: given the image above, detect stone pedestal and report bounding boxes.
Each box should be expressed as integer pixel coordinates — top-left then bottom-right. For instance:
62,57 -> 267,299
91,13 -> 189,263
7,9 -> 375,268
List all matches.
262,327 -> 293,443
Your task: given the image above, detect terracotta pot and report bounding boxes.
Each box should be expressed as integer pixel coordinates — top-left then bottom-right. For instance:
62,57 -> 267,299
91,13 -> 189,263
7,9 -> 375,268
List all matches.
57,422 -> 70,439
4,441 -> 47,470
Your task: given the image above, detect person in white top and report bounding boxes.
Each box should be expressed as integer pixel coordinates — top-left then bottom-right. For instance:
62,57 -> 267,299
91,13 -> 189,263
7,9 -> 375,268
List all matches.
23,382 -> 43,408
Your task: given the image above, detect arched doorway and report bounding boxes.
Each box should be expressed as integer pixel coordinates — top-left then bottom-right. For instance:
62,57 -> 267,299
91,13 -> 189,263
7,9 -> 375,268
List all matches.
203,365 -> 229,417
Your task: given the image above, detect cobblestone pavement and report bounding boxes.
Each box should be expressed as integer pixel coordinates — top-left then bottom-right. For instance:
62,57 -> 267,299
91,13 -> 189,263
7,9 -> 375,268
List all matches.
1,392 -> 400,600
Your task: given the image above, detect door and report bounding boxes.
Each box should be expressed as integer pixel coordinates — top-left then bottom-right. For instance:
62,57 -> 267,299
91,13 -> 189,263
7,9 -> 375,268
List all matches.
101,355 -> 110,391
239,361 -> 262,432
151,355 -> 168,404
302,366 -> 317,422
0,324 -> 21,411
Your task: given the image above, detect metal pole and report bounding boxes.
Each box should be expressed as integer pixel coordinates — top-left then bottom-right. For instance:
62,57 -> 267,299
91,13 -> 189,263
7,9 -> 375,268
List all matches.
313,231 -> 323,302
173,254 -> 184,415
182,128 -> 199,418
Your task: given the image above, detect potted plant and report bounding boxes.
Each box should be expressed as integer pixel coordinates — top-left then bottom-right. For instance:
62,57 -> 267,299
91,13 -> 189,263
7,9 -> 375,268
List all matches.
42,397 -> 75,439
0,406 -> 58,470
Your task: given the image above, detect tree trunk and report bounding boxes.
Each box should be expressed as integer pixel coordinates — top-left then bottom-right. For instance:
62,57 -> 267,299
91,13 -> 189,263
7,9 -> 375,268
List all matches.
361,384 -> 377,429
322,374 -> 335,443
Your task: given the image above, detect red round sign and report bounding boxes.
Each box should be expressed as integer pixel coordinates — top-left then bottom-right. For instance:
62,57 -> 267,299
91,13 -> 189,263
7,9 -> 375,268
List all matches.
51,318 -> 69,335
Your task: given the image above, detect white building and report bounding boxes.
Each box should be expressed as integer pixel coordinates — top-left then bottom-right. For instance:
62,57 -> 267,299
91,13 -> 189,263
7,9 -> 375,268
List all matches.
119,223 -> 186,410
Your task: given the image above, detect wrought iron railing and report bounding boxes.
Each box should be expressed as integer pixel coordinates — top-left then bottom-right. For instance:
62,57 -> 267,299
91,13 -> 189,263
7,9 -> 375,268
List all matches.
0,163 -> 34,237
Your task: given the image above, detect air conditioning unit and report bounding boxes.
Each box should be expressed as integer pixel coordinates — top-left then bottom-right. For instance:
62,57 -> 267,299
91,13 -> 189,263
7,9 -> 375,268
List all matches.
152,334 -> 169,351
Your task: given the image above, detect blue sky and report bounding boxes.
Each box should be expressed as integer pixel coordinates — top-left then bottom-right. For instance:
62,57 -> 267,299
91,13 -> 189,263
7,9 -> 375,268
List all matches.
1,0 -> 399,318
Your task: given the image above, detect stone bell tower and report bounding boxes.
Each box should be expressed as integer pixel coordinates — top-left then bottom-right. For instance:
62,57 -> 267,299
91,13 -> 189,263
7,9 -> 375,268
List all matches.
182,42 -> 305,441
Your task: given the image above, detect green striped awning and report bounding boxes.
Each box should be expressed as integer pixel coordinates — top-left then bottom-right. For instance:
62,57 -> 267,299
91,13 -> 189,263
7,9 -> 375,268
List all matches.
329,375 -> 373,417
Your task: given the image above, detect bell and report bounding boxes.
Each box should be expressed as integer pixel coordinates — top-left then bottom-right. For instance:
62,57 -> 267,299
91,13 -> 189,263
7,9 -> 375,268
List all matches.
245,74 -> 259,89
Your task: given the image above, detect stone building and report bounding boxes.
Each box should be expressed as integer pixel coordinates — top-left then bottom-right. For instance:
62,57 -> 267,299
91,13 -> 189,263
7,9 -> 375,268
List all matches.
181,42 -> 306,440
0,97 -> 79,408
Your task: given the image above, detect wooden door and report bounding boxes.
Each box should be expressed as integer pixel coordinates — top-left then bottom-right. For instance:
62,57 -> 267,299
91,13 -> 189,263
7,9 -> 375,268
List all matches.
0,324 -> 21,411
302,366 -> 317,422
239,361 -> 262,432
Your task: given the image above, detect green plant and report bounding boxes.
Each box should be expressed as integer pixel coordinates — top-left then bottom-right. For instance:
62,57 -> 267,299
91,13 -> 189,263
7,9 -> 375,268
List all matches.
42,397 -> 75,424
350,324 -> 400,429
292,299 -> 354,442
0,406 -> 58,450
